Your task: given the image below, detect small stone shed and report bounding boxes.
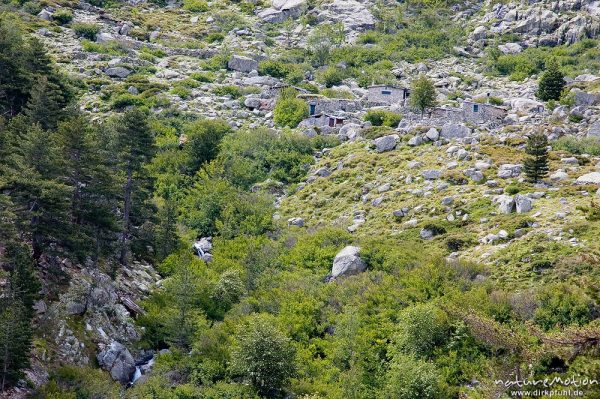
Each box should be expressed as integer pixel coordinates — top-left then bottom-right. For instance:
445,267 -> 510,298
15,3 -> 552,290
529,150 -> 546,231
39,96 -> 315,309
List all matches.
462,100 -> 508,123
298,94 -> 363,116
367,85 -> 410,106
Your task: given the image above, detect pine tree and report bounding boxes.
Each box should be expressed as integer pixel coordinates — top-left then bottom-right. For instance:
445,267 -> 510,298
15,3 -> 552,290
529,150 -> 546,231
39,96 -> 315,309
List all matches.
410,75 -> 437,118
114,108 -> 155,265
536,58 -> 565,101
55,115 -> 119,261
155,200 -> 179,261
23,76 -> 65,130
0,298 -> 32,392
0,243 -> 39,392
0,18 -> 71,119
2,122 -> 71,259
0,17 -> 31,117
523,132 -> 549,183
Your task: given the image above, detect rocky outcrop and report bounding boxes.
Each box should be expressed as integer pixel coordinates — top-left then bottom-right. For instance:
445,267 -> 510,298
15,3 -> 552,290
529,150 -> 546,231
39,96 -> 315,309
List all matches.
331,246 -> 366,278
97,341 -> 136,384
193,237 -> 213,262
497,164 -> 522,179
258,0 -> 307,23
318,0 -> 376,34
476,0 -> 600,47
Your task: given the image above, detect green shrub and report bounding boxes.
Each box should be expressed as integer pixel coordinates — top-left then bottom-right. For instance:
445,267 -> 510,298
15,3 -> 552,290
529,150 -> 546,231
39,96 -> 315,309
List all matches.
576,200 -> 600,222
505,185 -> 520,195
72,23 -> 100,40
182,118 -> 232,175
206,32 -> 225,43
357,30 -> 381,44
216,127 -> 313,188
190,72 -> 214,83
488,96 -> 504,106
81,40 -> 127,55
112,93 -> 145,109
382,354 -> 443,399
273,95 -> 309,128
534,283 -> 594,331
317,67 -> 345,88
140,46 -> 166,58
394,303 -> 450,358
259,59 -> 291,79
213,85 -> 242,98
171,86 -> 192,99
553,136 -> 600,156
231,314 -> 296,396
201,52 -> 230,71
320,88 -> 354,99
362,126 -> 397,140
52,9 -> 73,25
40,366 -> 121,398
568,114 -> 584,123
183,0 -> 208,11
364,109 -> 402,127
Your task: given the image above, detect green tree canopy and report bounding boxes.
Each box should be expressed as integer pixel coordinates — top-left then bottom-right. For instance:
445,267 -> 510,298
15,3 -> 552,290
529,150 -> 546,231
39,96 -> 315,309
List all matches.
410,75 -> 437,117
523,132 -> 549,183
536,58 -> 565,101
231,314 -> 296,396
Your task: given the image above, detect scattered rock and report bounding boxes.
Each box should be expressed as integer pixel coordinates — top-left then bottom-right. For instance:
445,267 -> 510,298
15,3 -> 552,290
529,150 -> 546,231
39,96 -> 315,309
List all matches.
422,170 -> 441,180
288,217 -> 305,227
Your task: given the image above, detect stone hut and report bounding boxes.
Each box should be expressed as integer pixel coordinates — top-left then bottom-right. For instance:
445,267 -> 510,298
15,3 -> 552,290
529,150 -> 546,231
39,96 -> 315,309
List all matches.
462,100 -> 508,123
367,85 -> 410,106
298,94 -> 363,116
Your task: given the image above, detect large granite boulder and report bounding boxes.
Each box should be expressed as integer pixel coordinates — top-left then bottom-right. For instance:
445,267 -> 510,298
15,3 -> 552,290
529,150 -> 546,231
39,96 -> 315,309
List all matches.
588,121 -> 600,139
440,123 -> 471,140
515,194 -> 533,213
372,134 -> 399,152
577,172 -> 600,185
331,246 -> 366,278
510,98 -> 544,114
497,164 -> 522,179
496,195 -> 515,214
105,67 -> 131,78
227,55 -> 258,73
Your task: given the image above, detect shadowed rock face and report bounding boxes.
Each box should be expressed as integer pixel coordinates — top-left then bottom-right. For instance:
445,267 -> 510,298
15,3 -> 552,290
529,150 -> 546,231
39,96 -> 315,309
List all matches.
97,341 -> 136,384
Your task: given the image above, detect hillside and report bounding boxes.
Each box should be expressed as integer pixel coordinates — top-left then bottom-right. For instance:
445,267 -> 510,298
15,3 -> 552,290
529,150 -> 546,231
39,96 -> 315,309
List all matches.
1,0 -> 600,398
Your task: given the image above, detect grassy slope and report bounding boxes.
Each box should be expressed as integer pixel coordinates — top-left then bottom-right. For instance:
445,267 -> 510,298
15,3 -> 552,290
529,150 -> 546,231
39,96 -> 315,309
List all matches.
280,136 -> 600,288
